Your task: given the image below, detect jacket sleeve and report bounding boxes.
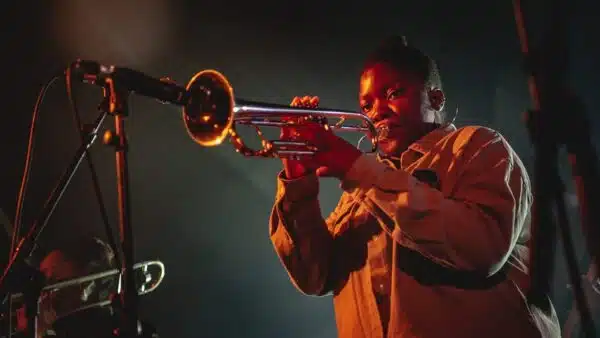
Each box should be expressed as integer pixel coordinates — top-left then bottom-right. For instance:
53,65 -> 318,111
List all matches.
341,127 -> 532,275
269,171 -> 345,296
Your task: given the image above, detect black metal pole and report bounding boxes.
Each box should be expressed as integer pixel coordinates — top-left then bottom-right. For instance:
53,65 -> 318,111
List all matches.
100,80 -> 139,338
0,110 -> 107,338
0,110 -> 108,295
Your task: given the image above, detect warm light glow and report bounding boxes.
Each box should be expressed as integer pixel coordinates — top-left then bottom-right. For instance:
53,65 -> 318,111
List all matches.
49,0 -> 176,66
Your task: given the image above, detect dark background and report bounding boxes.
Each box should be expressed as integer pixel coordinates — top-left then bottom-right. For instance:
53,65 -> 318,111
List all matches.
1,0 -> 599,337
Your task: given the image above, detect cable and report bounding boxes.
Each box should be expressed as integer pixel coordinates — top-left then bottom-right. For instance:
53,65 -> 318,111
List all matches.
10,75 -> 62,255
7,73 -> 61,338
5,65 -> 122,338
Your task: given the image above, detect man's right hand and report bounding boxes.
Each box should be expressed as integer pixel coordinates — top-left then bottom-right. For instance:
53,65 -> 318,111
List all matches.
280,96 -> 320,179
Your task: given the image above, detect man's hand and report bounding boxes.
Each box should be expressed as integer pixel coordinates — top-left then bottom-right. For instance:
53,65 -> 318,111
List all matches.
280,96 -> 362,180
280,96 -> 320,179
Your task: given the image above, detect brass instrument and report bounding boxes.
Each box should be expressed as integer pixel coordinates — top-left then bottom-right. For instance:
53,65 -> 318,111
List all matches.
181,69 -> 379,157
1,260 -> 164,334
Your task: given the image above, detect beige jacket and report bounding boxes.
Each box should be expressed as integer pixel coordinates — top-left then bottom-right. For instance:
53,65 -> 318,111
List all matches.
269,124 -> 561,338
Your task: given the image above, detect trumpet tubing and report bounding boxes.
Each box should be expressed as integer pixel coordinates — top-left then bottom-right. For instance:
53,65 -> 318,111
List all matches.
181,69 -> 378,157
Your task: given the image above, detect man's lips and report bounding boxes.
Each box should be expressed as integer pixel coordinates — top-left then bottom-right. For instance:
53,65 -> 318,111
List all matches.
376,121 -> 403,138
376,120 -> 404,129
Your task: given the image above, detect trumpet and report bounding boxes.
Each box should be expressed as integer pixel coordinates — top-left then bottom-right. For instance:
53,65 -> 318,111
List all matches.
1,260 -> 165,333
181,70 -> 379,157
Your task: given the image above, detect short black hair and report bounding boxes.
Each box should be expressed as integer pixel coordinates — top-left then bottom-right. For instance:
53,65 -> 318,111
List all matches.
363,35 -> 442,90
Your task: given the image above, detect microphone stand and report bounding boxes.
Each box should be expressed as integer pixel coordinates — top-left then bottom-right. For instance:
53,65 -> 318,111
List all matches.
512,1 -> 600,337
99,80 -> 140,338
0,110 -> 108,338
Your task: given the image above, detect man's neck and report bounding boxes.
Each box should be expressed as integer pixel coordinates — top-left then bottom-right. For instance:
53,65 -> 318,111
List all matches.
378,122 -> 442,167
424,122 -> 442,134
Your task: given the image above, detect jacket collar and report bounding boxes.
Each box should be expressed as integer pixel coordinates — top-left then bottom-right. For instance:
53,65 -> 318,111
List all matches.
376,123 -> 457,168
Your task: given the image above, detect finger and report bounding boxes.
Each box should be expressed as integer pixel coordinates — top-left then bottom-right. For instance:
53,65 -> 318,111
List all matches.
309,96 -> 320,108
283,156 -> 318,171
301,96 -> 312,106
316,166 -> 334,177
290,96 -> 301,107
284,97 -> 302,136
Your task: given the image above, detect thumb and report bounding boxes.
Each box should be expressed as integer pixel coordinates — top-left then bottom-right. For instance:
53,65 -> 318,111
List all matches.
315,166 -> 334,177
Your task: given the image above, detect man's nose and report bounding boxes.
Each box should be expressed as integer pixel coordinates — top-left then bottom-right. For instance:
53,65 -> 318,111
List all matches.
371,100 -> 393,123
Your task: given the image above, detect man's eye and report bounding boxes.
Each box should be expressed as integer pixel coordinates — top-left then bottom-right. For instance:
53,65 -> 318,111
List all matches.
361,103 -> 372,112
387,88 -> 405,100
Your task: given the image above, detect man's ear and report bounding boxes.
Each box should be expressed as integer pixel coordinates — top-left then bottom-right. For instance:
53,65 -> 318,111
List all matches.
428,88 -> 445,112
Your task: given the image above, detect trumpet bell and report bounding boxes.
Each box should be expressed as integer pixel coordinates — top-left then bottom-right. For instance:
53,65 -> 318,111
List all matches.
183,69 -> 235,147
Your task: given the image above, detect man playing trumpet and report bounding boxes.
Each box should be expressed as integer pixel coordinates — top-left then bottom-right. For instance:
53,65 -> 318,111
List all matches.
268,36 -> 561,337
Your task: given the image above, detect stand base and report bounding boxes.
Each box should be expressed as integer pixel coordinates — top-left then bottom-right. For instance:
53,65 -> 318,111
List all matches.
47,304 -> 159,338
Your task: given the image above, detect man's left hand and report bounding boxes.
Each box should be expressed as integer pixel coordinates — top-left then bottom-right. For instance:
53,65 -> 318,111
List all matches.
291,120 -> 362,179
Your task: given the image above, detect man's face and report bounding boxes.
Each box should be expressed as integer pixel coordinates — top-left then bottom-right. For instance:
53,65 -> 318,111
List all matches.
359,62 -> 436,157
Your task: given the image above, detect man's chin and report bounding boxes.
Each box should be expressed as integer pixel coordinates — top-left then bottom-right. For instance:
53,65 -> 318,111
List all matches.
379,137 -> 414,157
377,141 -> 402,158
